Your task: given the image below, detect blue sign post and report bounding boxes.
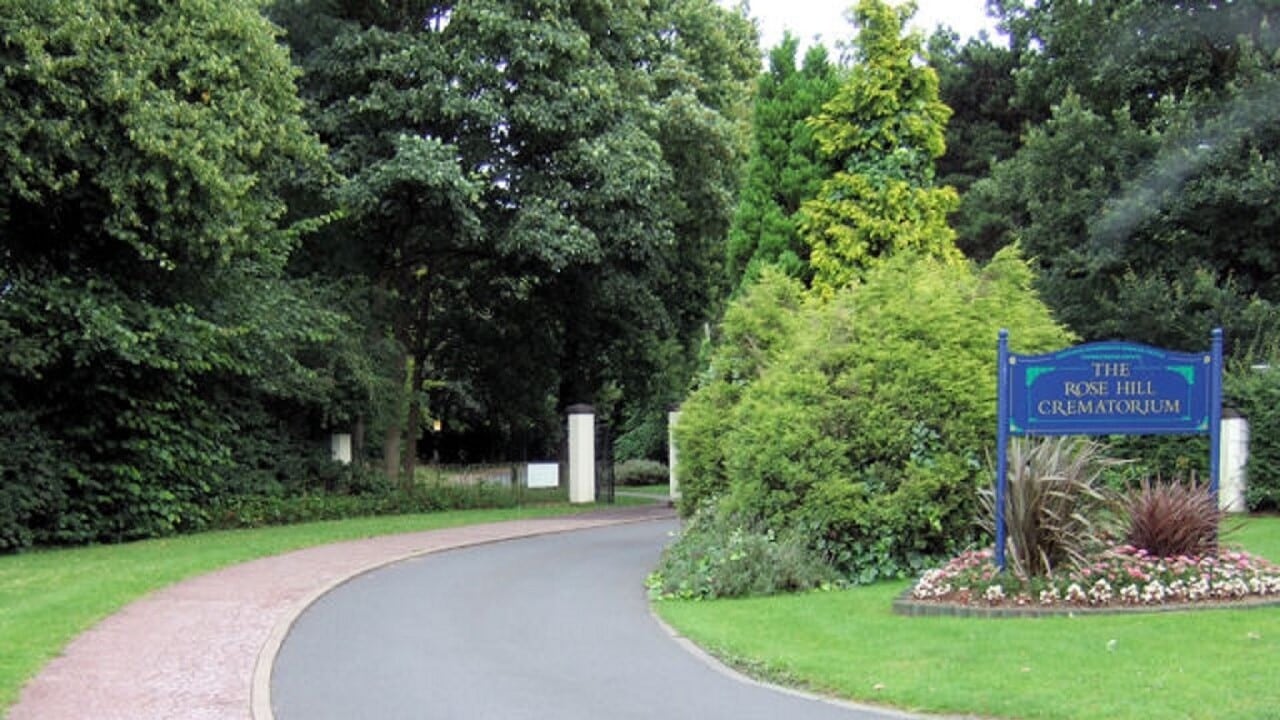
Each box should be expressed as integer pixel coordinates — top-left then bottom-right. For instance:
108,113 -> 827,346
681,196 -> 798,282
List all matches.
993,329 -> 1223,570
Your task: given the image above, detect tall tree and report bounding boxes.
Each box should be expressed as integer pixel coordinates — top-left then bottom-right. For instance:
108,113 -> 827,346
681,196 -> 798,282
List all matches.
971,0 -> 1280,350
927,29 -> 1025,261
799,0 -> 960,294
0,0 -> 336,546
992,0 -> 1274,125
274,0 -> 757,470
725,34 -> 841,291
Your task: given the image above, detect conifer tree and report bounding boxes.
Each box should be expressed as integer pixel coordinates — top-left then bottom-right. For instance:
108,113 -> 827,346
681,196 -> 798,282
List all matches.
800,0 -> 960,294
725,34 -> 840,291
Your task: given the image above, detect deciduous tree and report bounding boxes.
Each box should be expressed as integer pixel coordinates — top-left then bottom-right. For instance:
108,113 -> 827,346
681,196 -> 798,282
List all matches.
0,0 -> 336,546
274,0 -> 757,468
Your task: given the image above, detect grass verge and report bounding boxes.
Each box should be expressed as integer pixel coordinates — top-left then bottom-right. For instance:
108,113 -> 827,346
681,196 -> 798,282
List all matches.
617,483 -> 672,498
654,516 -> 1280,720
0,503 -> 588,712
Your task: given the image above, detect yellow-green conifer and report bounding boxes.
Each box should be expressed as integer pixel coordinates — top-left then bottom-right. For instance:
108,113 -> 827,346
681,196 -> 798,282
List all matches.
801,0 -> 960,294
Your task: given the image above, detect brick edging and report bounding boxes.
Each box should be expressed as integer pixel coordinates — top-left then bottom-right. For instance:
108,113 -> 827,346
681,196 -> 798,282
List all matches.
893,588 -> 1280,618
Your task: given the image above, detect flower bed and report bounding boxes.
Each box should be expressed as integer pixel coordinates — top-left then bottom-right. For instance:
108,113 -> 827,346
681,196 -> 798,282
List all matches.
909,545 -> 1280,611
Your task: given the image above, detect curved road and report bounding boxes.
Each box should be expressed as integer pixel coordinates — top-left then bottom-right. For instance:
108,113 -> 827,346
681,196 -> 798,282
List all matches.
271,519 -> 921,720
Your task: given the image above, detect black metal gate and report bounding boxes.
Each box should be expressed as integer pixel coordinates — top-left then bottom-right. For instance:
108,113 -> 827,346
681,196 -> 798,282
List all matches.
595,419 -> 615,504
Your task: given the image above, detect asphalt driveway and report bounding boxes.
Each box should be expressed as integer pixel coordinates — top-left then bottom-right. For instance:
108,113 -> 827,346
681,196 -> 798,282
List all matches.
271,519 -> 926,720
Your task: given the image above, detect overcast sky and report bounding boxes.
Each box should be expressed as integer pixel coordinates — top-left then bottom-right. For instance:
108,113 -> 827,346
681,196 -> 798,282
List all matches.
728,0 -> 1003,55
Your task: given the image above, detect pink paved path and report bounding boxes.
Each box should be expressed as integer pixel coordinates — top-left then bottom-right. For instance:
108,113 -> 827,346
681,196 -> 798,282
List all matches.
9,505 -> 675,720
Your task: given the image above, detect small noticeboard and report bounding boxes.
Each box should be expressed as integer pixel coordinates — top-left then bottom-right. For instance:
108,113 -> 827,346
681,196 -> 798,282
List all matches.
993,329 -> 1223,570
526,462 -> 560,489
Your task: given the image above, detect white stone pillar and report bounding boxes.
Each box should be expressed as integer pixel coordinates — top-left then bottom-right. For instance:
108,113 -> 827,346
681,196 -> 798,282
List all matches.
567,405 -> 596,504
667,407 -> 682,502
330,433 -> 353,465
1219,414 -> 1249,513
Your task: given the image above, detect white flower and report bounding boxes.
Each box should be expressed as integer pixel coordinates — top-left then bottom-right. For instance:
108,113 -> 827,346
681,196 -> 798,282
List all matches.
1088,578 -> 1114,605
1065,583 -> 1088,603
1120,584 -> 1140,604
1141,580 -> 1167,604
1189,577 -> 1211,601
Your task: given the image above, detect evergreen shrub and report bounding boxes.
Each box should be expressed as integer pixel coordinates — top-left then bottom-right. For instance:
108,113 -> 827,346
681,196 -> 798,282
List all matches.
614,459 -> 669,486
675,271 -> 804,508
1226,361 -> 1280,511
674,247 -> 1072,584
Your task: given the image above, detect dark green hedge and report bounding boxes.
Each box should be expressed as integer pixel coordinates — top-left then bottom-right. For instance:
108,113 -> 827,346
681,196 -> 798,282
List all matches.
201,482 -> 531,530
1227,363 -> 1280,511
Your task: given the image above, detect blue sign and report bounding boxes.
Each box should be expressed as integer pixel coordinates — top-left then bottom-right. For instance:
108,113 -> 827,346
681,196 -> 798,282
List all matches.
1008,342 -> 1214,436
993,329 -> 1223,571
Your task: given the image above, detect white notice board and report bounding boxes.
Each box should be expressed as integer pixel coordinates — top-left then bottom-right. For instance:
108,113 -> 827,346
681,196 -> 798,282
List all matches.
526,462 -> 560,489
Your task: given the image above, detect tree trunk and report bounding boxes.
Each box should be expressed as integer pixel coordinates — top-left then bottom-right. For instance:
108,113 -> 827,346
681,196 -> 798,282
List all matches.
400,274 -> 438,484
401,355 -> 424,482
384,349 -> 407,482
383,422 -> 402,482
353,414 -> 366,467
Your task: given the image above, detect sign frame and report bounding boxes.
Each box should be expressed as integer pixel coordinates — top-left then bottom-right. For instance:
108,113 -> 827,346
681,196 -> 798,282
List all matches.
993,329 -> 1223,570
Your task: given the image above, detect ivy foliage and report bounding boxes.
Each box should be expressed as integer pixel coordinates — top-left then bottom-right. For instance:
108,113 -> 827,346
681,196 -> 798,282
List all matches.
676,248 -> 1072,583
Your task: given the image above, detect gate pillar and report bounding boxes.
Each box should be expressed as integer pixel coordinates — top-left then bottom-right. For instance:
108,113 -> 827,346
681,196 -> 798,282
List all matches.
1220,411 -> 1249,513
667,406 -> 681,502
330,433 -> 352,465
567,404 -> 596,504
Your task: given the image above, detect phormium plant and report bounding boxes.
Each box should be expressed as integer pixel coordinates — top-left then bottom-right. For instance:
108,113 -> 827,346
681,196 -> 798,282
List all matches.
980,436 -> 1123,578
1124,476 -> 1229,558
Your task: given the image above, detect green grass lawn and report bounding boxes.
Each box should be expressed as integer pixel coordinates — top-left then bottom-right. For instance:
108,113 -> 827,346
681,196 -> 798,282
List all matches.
656,516 -> 1280,720
617,483 -> 672,497
0,504 -> 587,713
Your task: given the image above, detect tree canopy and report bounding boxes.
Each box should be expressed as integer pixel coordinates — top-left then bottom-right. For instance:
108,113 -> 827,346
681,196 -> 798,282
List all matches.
0,0 -> 340,546
16,0 -> 1280,549
1,0 -> 758,548
964,0 -> 1280,351
272,0 -> 758,471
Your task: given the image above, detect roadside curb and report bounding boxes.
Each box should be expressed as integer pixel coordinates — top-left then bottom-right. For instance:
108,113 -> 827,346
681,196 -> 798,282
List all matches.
646,607 -> 968,720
